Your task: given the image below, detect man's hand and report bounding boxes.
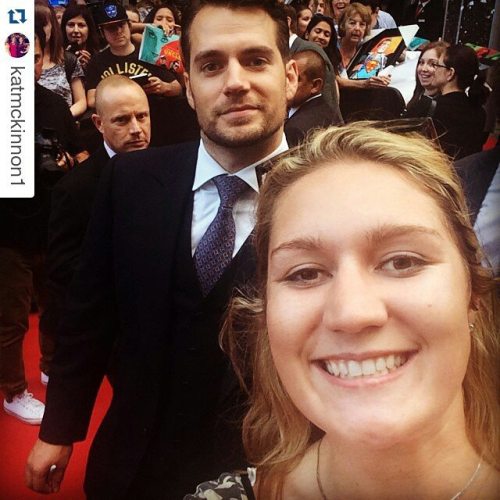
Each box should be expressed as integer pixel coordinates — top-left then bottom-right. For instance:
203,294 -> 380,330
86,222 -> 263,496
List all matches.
143,76 -> 182,97
25,439 -> 73,493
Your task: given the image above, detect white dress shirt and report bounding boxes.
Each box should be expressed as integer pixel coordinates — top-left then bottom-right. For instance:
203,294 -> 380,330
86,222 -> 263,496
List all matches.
191,136 -> 288,257
103,141 -> 117,158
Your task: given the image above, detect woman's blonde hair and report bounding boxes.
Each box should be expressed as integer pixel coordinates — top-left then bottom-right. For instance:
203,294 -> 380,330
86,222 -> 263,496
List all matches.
223,123 -> 499,498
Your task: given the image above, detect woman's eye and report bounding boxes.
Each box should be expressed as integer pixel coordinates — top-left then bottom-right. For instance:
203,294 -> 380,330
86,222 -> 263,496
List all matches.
284,268 -> 329,285
379,255 -> 426,274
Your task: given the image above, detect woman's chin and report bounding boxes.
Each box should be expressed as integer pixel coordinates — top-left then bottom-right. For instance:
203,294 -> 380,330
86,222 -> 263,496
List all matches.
332,418 -> 415,450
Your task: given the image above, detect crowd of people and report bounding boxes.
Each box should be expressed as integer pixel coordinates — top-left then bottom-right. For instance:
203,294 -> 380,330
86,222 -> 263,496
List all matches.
0,0 -> 497,498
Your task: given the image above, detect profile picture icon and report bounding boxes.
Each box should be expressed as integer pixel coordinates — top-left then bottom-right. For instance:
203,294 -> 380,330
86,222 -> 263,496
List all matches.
5,33 -> 30,58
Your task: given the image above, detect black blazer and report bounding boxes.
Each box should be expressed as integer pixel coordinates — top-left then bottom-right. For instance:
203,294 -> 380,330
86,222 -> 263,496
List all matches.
286,95 -> 338,147
41,145 -> 110,336
48,147 -> 109,294
40,142 -> 253,497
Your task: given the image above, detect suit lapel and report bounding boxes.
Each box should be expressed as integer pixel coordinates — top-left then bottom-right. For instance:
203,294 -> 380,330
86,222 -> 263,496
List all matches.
127,143 -> 199,306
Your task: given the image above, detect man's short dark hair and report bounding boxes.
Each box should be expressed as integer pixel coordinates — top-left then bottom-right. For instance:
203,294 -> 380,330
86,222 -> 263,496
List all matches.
357,0 -> 381,13
180,0 -> 290,70
283,4 -> 298,34
296,50 -> 325,83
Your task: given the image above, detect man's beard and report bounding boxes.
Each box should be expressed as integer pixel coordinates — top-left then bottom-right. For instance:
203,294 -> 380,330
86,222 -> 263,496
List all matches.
200,106 -> 286,149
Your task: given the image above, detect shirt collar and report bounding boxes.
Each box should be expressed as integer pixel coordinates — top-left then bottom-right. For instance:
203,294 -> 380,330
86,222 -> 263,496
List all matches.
103,141 -> 117,158
192,135 -> 288,193
289,93 -> 322,118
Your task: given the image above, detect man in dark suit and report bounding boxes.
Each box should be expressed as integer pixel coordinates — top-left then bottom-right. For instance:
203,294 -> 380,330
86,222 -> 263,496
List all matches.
286,4 -> 343,124
400,0 -> 444,41
286,50 -> 337,146
25,1 -> 298,498
42,76 -> 151,358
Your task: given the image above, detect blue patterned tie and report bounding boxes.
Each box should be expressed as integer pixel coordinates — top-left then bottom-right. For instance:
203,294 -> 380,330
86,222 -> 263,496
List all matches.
194,174 -> 249,296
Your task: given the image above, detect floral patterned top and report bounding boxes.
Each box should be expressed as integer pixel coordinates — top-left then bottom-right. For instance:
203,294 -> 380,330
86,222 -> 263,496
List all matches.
184,468 -> 256,500
39,54 -> 84,107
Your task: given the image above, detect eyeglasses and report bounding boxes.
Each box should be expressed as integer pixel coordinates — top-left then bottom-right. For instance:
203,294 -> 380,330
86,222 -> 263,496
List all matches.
431,62 -> 450,70
417,59 -> 449,70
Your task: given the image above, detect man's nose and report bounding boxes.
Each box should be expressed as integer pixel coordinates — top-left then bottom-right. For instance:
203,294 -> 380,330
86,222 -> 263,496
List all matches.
129,117 -> 141,134
223,60 -> 250,94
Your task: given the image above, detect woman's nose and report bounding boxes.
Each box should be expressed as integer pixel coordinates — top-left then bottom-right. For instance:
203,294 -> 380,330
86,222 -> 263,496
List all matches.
322,264 -> 388,335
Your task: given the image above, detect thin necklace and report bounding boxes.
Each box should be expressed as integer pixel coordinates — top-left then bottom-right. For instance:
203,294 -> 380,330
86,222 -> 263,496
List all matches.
316,437 -> 482,500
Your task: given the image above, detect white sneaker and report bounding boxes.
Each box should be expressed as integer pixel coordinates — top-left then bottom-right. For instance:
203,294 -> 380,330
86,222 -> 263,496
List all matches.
41,372 -> 49,386
4,390 -> 45,425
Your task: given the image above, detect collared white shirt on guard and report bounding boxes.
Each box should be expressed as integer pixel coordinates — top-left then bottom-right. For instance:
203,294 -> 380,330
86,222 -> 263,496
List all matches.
191,136 -> 288,257
103,141 -> 117,158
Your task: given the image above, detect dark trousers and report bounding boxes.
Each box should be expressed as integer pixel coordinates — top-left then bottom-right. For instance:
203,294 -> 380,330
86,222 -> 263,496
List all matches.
0,247 -> 55,400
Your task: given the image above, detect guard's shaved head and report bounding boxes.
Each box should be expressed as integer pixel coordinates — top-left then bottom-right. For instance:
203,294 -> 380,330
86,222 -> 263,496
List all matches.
95,75 -> 146,115
92,75 -> 151,153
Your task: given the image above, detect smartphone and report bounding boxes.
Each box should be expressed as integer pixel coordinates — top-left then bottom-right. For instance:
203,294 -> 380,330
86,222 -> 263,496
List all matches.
130,73 -> 150,87
67,42 -> 80,53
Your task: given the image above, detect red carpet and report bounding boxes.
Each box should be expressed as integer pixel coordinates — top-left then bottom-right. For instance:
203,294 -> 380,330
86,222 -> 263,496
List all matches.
0,314 -> 112,499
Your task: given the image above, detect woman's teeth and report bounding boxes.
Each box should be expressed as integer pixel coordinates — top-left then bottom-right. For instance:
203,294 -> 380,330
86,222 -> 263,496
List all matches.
324,354 -> 408,379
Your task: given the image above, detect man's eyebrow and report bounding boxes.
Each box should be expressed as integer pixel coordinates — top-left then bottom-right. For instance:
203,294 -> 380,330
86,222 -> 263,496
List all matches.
193,46 -> 275,64
240,46 -> 275,58
193,49 -> 222,64
110,113 -> 130,121
365,224 -> 443,245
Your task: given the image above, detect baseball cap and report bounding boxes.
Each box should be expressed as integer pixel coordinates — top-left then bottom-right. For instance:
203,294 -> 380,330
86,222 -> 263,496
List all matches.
95,1 -> 128,26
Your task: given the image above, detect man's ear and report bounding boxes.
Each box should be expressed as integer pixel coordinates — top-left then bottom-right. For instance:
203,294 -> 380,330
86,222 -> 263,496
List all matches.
184,71 -> 195,111
285,59 -> 299,103
91,113 -> 104,134
447,66 -> 456,82
311,77 -> 323,95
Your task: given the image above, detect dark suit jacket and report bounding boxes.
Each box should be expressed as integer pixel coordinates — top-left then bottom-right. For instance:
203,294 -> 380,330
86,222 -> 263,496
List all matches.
285,95 -> 337,147
40,142 -> 254,498
290,36 -> 343,125
401,0 -> 444,41
42,146 -> 110,336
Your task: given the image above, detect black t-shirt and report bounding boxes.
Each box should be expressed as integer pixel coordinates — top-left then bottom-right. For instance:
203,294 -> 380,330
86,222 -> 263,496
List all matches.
433,92 -> 486,160
84,47 -> 197,147
85,46 -> 175,91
